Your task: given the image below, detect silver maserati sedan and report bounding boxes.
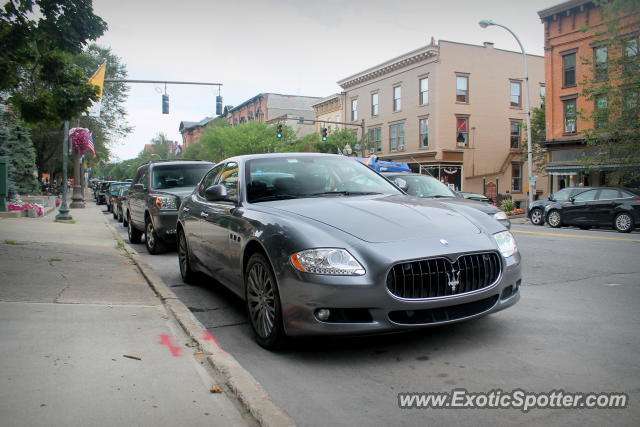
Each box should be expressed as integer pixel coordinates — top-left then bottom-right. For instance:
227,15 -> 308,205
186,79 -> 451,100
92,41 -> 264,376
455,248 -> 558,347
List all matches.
177,153 -> 521,349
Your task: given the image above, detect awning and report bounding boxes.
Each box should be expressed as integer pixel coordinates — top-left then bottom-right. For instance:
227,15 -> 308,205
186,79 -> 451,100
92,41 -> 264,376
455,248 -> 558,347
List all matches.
545,165 -> 619,174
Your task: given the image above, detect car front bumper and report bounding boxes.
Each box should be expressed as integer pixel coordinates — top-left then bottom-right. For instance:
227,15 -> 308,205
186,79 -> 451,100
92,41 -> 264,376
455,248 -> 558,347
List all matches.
277,251 -> 522,337
151,210 -> 179,241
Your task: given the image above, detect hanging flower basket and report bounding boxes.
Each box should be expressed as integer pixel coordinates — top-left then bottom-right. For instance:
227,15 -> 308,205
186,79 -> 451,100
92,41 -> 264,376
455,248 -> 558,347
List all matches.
69,127 -> 95,157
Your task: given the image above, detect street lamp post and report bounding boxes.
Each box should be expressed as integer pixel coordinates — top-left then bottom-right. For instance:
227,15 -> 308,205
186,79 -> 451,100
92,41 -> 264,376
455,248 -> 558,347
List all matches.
479,19 -> 535,208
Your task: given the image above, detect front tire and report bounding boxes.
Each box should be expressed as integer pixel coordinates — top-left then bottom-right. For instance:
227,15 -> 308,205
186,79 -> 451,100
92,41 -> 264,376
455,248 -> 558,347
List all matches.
547,210 -> 562,228
177,228 -> 197,284
128,214 -> 143,244
145,219 -> 166,254
245,253 -> 286,350
529,208 -> 544,226
614,212 -> 633,233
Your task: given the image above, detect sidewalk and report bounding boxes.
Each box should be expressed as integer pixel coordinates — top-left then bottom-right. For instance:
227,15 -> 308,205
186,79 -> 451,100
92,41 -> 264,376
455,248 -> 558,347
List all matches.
0,203 -> 252,426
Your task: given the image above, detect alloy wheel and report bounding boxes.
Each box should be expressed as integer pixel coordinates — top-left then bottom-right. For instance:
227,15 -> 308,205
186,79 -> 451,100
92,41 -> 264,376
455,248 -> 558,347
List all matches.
246,262 -> 276,339
146,222 -> 155,249
530,208 -> 543,225
615,213 -> 632,233
548,211 -> 561,228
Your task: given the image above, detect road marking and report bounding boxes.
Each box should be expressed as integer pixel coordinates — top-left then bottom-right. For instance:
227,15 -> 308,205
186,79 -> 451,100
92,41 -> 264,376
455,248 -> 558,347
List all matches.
511,229 -> 640,242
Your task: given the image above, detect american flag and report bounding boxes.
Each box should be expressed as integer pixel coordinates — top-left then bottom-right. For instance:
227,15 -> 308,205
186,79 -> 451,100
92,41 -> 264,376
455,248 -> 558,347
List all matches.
87,133 -> 96,157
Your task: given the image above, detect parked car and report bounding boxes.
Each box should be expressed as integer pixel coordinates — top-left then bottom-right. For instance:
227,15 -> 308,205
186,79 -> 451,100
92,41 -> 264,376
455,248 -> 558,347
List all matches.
544,187 -> 640,233
106,182 -> 129,213
177,153 -> 521,349
126,160 -> 214,254
528,186 -> 596,226
114,183 -> 131,222
383,173 -> 510,229
458,191 -> 495,205
96,181 -> 114,205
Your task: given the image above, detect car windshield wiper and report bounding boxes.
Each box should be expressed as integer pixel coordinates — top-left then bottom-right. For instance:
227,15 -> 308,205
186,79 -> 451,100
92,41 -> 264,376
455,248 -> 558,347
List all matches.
426,195 -> 456,198
250,194 -> 302,202
305,191 -> 383,198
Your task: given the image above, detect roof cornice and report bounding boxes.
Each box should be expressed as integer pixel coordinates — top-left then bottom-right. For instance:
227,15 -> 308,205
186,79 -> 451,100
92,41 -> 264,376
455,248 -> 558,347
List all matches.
337,45 -> 439,89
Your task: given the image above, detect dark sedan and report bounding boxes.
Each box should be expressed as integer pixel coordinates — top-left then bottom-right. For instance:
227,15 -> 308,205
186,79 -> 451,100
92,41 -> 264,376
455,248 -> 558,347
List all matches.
177,153 -> 521,349
383,173 -> 510,229
544,187 -> 640,232
527,186 -> 595,226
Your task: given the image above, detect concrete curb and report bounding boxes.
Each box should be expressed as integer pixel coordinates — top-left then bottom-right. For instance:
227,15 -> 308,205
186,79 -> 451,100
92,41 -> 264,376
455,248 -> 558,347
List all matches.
104,220 -> 295,427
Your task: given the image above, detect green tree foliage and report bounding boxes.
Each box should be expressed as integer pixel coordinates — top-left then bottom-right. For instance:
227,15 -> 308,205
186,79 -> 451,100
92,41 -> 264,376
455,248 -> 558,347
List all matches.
521,101 -> 547,173
0,0 -> 108,123
578,0 -> 640,186
0,107 -> 40,197
30,44 -> 131,180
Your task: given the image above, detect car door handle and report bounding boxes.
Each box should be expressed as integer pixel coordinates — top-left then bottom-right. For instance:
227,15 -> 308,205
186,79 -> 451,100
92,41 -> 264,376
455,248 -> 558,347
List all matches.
200,211 -> 209,218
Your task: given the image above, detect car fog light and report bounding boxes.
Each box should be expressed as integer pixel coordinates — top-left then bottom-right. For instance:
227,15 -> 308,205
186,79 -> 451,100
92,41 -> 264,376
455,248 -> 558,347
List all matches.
316,309 -> 330,321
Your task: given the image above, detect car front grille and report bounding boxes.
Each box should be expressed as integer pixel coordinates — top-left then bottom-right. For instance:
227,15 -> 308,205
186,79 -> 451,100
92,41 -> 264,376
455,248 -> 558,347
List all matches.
386,252 -> 501,299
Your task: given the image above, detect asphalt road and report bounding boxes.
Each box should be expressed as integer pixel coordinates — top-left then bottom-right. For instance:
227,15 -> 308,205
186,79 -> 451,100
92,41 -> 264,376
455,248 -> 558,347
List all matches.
105,207 -> 640,427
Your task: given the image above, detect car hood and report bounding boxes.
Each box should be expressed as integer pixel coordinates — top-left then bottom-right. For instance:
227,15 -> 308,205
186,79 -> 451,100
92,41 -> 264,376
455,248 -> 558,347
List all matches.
268,195 -> 482,243
438,198 -> 500,215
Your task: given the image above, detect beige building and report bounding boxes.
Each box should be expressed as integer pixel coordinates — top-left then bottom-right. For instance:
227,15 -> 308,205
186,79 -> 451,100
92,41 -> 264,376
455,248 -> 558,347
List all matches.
337,39 -> 547,206
311,93 -> 345,133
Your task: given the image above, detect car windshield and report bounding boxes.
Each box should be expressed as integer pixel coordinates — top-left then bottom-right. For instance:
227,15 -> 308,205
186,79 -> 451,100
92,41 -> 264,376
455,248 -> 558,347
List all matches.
551,188 -> 573,201
386,174 -> 457,198
151,164 -> 212,189
246,156 -> 401,203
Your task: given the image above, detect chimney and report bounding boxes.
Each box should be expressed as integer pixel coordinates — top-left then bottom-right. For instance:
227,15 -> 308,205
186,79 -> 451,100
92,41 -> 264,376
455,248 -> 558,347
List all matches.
483,42 -> 495,48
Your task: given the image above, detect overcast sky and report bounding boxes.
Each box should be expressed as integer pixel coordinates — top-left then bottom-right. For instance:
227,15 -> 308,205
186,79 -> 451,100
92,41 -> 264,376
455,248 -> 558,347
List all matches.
93,0 -> 560,161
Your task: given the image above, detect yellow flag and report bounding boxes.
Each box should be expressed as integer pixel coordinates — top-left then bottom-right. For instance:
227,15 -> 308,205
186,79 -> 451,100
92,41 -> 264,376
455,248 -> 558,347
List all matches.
88,63 -> 106,98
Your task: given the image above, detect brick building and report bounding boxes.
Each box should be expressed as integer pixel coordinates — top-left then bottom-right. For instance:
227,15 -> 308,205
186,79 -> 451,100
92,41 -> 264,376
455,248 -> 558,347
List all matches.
538,0 -> 640,191
337,38 -> 546,205
178,117 -> 215,151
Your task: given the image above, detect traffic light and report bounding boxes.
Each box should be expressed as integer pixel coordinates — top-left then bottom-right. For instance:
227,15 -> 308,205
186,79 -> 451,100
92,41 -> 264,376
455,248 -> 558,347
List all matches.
216,95 -> 223,116
276,124 -> 283,138
162,94 -> 169,114
322,128 -> 328,142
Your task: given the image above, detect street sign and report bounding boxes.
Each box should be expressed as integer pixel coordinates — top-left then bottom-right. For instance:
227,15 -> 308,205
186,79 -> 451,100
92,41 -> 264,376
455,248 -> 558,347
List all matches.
528,176 -> 537,183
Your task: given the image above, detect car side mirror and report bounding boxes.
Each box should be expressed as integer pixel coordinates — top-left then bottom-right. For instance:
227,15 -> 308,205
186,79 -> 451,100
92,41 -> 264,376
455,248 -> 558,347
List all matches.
204,184 -> 228,202
569,197 -> 575,203
548,196 -> 555,201
393,178 -> 409,192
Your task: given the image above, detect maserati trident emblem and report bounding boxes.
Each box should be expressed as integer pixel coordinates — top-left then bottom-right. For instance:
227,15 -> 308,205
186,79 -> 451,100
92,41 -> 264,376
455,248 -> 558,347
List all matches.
446,269 -> 461,292
439,239 -> 449,246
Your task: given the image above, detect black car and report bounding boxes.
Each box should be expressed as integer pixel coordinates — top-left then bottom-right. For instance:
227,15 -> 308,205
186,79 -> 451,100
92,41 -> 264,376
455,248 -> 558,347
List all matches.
383,173 -> 511,229
113,183 -> 131,222
544,187 -> 640,233
527,186 -> 596,225
106,182 -> 129,213
96,181 -> 114,205
125,160 -> 213,254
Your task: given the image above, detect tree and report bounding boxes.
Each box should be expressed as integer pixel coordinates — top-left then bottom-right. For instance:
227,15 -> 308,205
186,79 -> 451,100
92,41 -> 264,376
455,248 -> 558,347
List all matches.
30,44 -> 131,180
0,0 -> 108,123
521,101 -> 547,173
578,0 -> 640,186
0,108 -> 39,197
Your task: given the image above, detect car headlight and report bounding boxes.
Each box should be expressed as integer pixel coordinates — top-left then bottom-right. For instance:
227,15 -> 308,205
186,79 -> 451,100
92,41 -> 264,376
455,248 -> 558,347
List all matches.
290,248 -> 365,276
493,211 -> 508,221
154,196 -> 177,210
494,231 -> 518,258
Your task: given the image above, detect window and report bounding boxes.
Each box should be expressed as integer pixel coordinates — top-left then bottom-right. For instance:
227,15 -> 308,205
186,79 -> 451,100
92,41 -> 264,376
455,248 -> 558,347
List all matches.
623,36 -> 639,74
389,123 -> 405,151
371,93 -> 379,116
594,95 -> 608,129
540,84 -> 546,104
511,164 -> 522,192
573,189 -> 597,201
594,46 -> 608,81
368,127 -> 382,153
510,121 -> 521,149
219,162 -> 239,199
351,99 -> 358,121
598,189 -> 620,200
623,91 -> 639,121
563,98 -> 577,133
456,76 -> 469,103
335,115 -> 340,130
393,86 -> 402,111
562,53 -> 576,87
456,117 -> 468,146
510,81 -> 522,108
419,77 -> 429,105
419,119 -> 429,148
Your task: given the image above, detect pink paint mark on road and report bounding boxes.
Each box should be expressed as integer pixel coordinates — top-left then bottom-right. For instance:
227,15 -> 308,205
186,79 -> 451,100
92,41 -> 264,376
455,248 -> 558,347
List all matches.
202,331 -> 224,350
159,334 -> 182,357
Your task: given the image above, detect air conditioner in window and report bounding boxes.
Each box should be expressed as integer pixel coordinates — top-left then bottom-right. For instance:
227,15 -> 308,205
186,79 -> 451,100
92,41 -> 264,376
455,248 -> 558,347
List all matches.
457,142 -> 467,147
565,124 -> 576,133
